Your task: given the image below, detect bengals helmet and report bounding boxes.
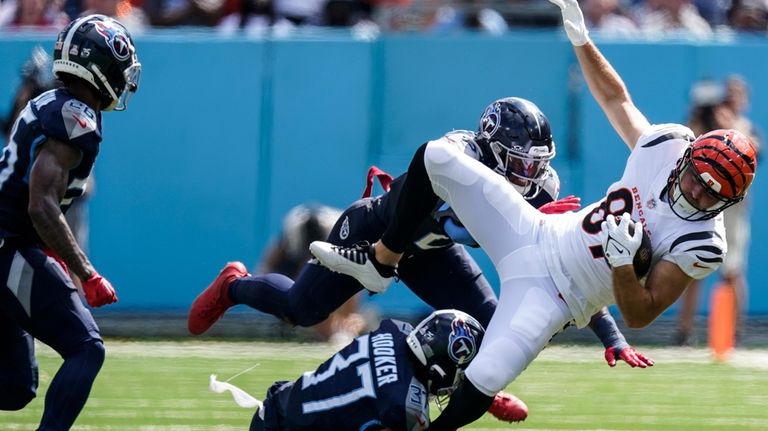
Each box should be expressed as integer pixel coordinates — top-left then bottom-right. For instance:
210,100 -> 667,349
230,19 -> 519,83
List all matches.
668,129 -> 757,221
53,15 -> 141,111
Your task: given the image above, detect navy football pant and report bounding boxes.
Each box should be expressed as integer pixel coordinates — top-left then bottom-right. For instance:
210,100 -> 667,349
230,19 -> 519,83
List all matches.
0,242 -> 104,430
229,197 -> 497,328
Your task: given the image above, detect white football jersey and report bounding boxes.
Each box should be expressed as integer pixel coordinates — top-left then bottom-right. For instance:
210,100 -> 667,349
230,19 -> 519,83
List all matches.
541,124 -> 727,327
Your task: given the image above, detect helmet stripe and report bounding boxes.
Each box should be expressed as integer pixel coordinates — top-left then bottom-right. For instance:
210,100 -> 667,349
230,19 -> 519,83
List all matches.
724,137 -> 757,172
693,141 -> 752,194
61,15 -> 93,62
698,133 -> 756,171
720,133 -> 755,170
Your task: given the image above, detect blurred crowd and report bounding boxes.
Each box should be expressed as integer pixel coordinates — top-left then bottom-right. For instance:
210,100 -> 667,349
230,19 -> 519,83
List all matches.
1,0 -> 767,36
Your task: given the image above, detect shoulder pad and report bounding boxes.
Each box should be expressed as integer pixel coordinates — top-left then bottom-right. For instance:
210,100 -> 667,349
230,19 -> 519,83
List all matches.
438,130 -> 481,160
36,91 -> 101,152
61,99 -> 99,140
665,226 -> 726,279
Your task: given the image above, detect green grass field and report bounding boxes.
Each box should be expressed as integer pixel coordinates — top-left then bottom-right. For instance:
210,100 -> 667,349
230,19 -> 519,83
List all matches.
2,341 -> 767,430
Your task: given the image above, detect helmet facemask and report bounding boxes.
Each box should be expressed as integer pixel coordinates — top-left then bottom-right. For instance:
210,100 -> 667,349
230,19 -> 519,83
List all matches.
430,367 -> 465,411
667,130 -> 756,221
109,61 -> 141,111
667,160 -> 735,221
489,139 -> 556,197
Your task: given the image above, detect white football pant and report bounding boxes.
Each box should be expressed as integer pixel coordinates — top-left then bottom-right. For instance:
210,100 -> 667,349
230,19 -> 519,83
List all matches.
423,139 -> 574,396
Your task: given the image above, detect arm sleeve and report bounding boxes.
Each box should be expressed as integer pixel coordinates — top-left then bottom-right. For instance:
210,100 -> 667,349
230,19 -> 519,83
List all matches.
588,308 -> 627,348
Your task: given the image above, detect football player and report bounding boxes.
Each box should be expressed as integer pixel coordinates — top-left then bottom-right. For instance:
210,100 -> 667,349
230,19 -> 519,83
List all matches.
1,46 -> 56,139
0,15 -> 140,430
189,97 -> 652,423
250,309 -> 484,431
308,1 -> 757,428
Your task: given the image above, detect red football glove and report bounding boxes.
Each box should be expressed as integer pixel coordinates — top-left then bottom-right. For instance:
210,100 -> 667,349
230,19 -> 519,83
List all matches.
538,195 -> 581,214
82,272 -> 118,307
604,345 -> 654,368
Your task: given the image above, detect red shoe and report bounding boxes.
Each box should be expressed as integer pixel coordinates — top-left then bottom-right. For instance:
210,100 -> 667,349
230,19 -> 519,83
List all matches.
488,391 -> 528,423
188,262 -> 248,335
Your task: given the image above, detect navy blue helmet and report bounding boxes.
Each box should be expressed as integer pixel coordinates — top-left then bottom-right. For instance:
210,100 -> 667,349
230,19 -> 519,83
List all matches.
406,309 -> 485,398
476,97 -> 556,196
53,14 -> 141,111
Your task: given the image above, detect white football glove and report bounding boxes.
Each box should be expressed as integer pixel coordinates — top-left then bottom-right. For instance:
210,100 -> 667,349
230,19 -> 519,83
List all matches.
600,213 -> 643,269
548,0 -> 590,46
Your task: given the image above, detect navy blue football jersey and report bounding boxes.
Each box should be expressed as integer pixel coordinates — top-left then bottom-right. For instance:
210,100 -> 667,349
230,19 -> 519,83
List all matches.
286,319 -> 430,431
0,89 -> 101,241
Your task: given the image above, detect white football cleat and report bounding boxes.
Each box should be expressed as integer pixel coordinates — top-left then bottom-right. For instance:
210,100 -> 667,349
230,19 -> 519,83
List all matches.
309,241 -> 394,293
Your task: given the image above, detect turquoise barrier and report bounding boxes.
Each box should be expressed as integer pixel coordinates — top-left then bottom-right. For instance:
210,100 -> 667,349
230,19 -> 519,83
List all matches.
1,30 -> 766,315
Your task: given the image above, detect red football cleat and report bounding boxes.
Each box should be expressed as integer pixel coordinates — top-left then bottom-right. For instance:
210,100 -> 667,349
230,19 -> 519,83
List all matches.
188,262 -> 248,335
488,391 -> 529,423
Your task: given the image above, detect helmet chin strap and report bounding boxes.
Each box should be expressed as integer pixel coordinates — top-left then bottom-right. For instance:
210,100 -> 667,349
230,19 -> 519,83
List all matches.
90,63 -> 119,110
670,187 -> 700,218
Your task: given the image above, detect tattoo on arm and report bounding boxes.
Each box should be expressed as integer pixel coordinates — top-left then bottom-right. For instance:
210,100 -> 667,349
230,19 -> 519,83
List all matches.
28,138 -> 94,280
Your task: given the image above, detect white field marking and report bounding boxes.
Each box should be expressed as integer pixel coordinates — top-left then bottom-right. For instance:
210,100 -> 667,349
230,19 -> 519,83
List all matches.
32,341 -> 768,369
538,345 -> 768,370
34,340 -> 336,360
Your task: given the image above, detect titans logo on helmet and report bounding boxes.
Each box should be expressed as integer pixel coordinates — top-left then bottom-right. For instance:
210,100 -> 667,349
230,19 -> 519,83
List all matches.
93,20 -> 131,61
480,103 -> 500,138
447,318 -> 477,365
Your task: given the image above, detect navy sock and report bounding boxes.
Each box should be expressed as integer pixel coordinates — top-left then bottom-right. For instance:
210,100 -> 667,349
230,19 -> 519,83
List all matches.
228,274 -> 294,322
38,340 -> 105,431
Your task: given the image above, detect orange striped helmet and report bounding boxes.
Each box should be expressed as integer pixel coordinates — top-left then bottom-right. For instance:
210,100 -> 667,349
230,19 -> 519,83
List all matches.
668,129 -> 757,221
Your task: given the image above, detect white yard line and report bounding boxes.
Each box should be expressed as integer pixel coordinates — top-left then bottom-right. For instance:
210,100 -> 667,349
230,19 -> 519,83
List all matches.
539,345 -> 768,369
33,340 -> 768,369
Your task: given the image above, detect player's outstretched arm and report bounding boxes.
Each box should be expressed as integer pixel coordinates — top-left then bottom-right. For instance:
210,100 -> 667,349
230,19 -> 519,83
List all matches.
548,0 -> 650,150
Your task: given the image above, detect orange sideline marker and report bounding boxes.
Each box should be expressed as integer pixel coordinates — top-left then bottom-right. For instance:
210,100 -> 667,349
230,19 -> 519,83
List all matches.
708,282 -> 736,362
